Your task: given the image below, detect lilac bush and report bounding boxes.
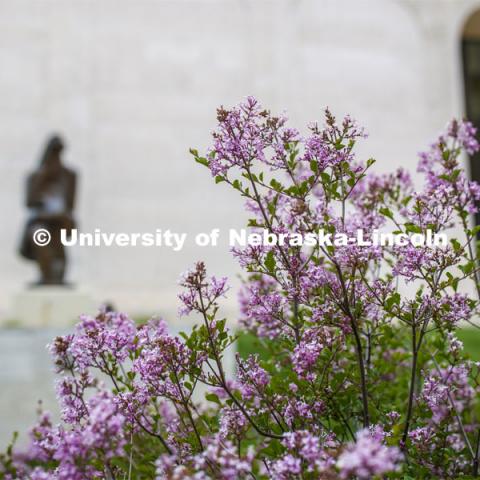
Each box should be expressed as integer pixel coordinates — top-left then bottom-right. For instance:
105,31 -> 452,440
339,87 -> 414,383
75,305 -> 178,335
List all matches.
2,97 -> 480,478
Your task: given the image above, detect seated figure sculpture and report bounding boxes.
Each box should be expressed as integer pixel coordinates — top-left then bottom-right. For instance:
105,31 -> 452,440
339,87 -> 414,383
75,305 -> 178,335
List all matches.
19,135 -> 77,285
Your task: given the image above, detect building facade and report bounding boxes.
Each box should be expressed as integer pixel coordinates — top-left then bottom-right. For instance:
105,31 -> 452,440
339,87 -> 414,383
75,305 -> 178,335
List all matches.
1,0 -> 479,321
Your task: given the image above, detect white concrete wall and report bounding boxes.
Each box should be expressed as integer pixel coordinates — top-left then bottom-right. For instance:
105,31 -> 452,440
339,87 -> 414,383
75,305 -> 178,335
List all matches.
0,0 -> 479,322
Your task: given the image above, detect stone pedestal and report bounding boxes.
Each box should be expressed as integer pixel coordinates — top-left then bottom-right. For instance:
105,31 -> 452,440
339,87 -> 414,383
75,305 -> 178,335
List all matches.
10,287 -> 95,328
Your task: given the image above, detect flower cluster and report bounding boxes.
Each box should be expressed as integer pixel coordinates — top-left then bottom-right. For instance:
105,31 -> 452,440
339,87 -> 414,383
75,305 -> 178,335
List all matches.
337,428 -> 402,479
2,99 -> 480,479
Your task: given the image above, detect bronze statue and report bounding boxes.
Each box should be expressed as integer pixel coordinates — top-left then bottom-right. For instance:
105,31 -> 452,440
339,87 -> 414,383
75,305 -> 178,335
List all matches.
19,135 -> 77,285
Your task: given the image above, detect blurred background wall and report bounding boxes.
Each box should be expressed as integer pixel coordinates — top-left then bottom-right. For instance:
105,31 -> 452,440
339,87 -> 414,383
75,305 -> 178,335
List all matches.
1,0 -> 480,445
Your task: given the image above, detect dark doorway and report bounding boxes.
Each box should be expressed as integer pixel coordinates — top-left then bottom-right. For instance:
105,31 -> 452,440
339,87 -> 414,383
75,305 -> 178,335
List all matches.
462,10 -> 480,226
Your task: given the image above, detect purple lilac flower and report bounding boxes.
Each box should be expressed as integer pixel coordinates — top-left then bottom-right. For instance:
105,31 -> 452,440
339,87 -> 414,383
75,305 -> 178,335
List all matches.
337,428 -> 402,479
68,311 -> 136,371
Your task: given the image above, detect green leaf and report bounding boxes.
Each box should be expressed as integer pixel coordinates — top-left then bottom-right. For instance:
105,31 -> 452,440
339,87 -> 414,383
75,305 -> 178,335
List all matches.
404,223 -> 422,234
264,250 -> 276,273
270,179 -> 283,192
379,207 -> 393,220
450,238 -> 462,253
320,172 -> 330,184
459,260 -> 475,276
385,292 -> 401,310
194,156 -> 209,167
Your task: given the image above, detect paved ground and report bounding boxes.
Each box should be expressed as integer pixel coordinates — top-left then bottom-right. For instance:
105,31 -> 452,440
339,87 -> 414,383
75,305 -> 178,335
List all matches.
0,329 -> 61,449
